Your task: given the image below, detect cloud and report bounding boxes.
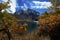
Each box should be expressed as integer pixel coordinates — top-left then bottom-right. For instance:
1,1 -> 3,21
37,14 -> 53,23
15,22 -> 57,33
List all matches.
8,0 -> 17,13
1,0 -> 52,13
21,3 -> 28,10
1,0 -> 17,13
30,1 -> 52,9
0,0 -> 8,3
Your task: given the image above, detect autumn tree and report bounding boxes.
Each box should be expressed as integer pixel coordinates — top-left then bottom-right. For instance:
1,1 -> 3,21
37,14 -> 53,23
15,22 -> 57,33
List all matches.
37,0 -> 60,39
38,10 -> 60,38
0,0 -> 15,40
49,0 -> 60,9
0,0 -> 17,30
0,0 -> 10,11
49,0 -> 60,13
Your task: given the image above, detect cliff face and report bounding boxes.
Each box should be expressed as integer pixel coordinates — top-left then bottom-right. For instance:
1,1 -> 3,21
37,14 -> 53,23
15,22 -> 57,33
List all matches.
14,9 -> 39,21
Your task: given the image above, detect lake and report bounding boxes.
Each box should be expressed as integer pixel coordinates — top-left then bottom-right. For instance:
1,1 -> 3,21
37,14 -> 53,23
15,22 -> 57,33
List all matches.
17,21 -> 37,32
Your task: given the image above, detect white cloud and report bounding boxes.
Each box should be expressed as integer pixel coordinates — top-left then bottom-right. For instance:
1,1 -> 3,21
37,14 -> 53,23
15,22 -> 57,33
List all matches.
1,0 -> 52,13
1,0 -> 17,13
8,0 -> 17,13
21,3 -> 28,10
0,0 -> 8,3
30,1 -> 52,9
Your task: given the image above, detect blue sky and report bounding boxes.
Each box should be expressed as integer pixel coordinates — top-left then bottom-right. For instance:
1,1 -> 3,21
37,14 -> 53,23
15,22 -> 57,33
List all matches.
16,0 -> 52,13
1,0 -> 52,13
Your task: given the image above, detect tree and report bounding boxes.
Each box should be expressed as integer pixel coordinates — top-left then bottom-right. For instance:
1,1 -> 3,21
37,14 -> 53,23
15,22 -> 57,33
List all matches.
0,0 -> 10,11
38,10 -> 60,40
0,0 -> 14,40
49,0 -> 60,13
49,0 -> 60,9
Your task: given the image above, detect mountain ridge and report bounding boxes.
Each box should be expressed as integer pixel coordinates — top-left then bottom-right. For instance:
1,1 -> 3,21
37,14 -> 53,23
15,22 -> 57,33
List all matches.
14,8 -> 39,21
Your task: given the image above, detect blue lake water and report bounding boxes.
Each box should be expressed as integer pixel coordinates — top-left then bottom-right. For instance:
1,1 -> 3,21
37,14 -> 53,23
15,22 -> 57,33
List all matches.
17,21 -> 37,32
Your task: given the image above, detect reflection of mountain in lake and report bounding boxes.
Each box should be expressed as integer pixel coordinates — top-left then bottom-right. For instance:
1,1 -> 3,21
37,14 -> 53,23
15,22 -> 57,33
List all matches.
14,8 -> 39,21
17,21 -> 37,32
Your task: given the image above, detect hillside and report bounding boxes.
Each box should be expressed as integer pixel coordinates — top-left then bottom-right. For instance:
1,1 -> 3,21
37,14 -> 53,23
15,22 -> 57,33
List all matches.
14,9 -> 39,21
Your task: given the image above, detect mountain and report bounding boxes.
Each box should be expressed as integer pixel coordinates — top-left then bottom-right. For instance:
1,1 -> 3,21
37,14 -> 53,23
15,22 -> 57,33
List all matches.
14,8 -> 39,21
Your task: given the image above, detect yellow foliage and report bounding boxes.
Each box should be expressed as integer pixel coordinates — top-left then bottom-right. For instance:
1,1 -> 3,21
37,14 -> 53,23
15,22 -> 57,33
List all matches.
38,11 -> 60,31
